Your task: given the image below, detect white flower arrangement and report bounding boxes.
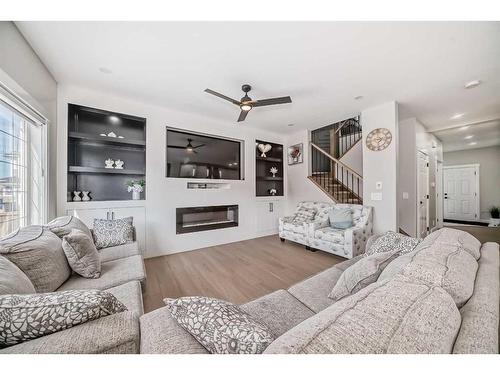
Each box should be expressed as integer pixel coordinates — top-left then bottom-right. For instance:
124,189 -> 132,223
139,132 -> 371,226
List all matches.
270,166 -> 278,177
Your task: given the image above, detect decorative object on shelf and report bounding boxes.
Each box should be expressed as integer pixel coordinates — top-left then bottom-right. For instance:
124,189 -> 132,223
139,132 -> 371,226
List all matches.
287,143 -> 303,165
366,128 -> 393,151
270,166 -> 278,177
81,191 -> 91,201
268,188 -> 277,196
257,143 -> 272,157
99,133 -> 107,137
104,158 -> 114,169
72,191 -> 82,201
107,132 -> 117,138
114,159 -> 124,169
126,179 -> 145,200
118,135 -> 124,139
489,206 -> 500,227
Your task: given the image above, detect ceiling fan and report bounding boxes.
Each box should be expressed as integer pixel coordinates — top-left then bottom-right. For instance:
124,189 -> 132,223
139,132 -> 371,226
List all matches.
204,84 -> 292,122
167,138 -> 205,154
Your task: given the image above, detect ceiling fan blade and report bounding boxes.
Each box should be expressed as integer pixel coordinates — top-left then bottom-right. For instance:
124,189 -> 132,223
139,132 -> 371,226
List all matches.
167,145 -> 187,149
204,89 -> 241,105
253,96 -> 292,107
237,110 -> 249,122
192,144 -> 205,149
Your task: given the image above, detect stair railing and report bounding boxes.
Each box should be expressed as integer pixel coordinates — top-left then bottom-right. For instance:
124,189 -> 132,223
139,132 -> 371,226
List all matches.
310,142 -> 363,204
333,117 -> 362,159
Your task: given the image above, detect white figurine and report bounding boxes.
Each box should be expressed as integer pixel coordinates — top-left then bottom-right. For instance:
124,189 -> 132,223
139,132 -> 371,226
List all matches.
81,191 -> 91,201
73,191 -> 81,201
114,159 -> 124,169
107,132 -> 117,138
104,158 -> 114,168
257,143 -> 272,157
270,166 -> 278,177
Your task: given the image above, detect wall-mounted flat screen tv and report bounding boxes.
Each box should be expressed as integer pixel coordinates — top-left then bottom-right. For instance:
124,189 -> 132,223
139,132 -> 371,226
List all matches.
166,128 -> 243,180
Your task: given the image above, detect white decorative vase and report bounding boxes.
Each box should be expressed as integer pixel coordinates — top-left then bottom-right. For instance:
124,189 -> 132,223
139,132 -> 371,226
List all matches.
257,143 -> 272,157
132,190 -> 141,200
81,191 -> 91,201
73,191 -> 81,201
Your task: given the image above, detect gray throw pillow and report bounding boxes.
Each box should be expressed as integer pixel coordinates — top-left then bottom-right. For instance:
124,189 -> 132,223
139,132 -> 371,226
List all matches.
291,208 -> 317,224
0,289 -> 127,348
0,226 -> 71,293
0,256 -> 36,295
92,217 -> 134,250
46,216 -> 93,241
328,250 -> 399,301
366,231 -> 421,256
164,296 -> 275,354
62,229 -> 101,278
329,207 -> 353,229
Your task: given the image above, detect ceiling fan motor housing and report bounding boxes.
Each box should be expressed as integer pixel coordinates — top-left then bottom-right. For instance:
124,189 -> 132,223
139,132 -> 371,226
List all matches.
241,84 -> 252,93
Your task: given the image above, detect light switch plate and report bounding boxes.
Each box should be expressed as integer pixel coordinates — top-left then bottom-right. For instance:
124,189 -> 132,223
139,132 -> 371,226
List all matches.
376,181 -> 383,190
371,192 -> 383,201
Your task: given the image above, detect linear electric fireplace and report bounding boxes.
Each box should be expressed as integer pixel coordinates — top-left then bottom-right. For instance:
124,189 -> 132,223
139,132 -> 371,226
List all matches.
176,205 -> 239,234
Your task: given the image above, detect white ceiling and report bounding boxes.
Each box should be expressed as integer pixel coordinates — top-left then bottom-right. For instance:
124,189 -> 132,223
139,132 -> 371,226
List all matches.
432,118 -> 500,152
16,22 -> 500,133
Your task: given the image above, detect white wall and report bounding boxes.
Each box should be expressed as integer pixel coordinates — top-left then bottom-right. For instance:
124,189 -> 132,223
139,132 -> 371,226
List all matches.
284,129 -> 333,214
57,84 -> 286,258
444,145 -> 500,220
361,101 -> 399,234
0,22 -> 58,219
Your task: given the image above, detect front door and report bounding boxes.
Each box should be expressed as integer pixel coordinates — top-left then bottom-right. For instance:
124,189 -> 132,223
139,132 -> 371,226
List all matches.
443,165 -> 479,222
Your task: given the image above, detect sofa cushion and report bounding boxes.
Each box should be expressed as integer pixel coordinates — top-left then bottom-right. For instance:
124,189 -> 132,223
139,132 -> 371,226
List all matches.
62,229 -> 101,278
0,289 -> 127,348
329,207 -> 353,229
0,311 -> 139,354
241,289 -> 314,337
98,242 -> 140,262
106,281 -> 144,317
58,255 -> 145,291
328,250 -> 398,301
0,226 -> 71,292
418,228 -> 481,260
366,231 -> 420,256
164,296 -> 275,354
288,266 -> 344,313
93,217 -> 134,250
0,255 -> 36,295
46,216 -> 92,241
140,306 -> 208,354
453,242 -> 499,354
314,227 -> 344,243
265,275 -> 461,354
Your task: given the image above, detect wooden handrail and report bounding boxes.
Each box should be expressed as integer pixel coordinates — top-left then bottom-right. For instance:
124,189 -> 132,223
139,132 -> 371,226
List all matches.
310,142 -> 363,180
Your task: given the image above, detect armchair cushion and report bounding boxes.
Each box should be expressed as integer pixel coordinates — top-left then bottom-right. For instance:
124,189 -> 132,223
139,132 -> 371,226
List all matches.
314,227 -> 345,244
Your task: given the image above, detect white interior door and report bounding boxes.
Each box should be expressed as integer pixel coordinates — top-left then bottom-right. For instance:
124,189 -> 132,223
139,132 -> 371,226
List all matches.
443,165 -> 479,222
417,152 -> 429,238
436,161 -> 444,229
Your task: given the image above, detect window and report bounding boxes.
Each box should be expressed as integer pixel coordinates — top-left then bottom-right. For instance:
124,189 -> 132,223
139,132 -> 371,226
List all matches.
0,98 -> 46,237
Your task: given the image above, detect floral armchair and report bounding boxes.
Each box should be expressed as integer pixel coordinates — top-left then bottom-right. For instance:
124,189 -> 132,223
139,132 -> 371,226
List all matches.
279,201 -> 373,259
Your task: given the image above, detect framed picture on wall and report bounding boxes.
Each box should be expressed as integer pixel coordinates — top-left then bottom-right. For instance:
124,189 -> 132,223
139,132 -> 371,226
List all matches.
287,143 -> 303,165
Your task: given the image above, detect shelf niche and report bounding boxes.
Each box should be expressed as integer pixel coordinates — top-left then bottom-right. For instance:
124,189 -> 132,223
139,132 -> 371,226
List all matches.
255,140 -> 284,197
67,103 -> 146,202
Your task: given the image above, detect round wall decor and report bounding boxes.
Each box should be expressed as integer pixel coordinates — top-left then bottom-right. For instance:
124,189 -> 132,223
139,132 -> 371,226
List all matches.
366,128 -> 393,151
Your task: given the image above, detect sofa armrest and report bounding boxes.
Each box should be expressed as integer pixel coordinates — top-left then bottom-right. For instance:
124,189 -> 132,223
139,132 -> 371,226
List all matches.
344,226 -> 372,258
0,311 -> 139,354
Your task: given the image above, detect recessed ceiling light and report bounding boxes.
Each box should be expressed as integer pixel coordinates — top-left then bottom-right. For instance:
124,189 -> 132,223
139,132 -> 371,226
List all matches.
99,67 -> 112,74
464,135 -> 474,140
468,142 -> 477,146
354,96 -> 363,100
451,113 -> 464,120
459,126 -> 470,131
287,124 -> 294,127
464,80 -> 481,89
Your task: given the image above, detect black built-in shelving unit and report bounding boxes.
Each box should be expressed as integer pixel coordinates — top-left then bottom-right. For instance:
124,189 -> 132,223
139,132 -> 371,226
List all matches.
67,104 -> 146,202
255,140 -> 284,197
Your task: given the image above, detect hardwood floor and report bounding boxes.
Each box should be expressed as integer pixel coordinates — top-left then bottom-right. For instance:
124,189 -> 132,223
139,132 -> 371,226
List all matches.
445,225 -> 500,243
142,235 -> 342,313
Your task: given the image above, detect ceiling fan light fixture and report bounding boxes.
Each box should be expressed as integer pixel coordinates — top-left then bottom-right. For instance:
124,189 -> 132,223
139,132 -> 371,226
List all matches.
240,104 -> 252,111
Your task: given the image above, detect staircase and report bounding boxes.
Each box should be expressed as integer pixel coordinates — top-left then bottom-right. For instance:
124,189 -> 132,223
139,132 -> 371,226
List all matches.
309,116 -> 363,204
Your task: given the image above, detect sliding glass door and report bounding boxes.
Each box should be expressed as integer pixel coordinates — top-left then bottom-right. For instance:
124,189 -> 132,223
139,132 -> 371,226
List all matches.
0,99 -> 46,237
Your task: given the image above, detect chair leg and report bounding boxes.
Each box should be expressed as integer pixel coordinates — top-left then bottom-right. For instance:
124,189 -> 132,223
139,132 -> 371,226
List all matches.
280,238 -> 285,242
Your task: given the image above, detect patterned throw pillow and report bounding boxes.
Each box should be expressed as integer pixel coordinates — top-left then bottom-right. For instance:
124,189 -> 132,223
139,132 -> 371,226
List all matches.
62,229 -> 101,278
0,290 -> 127,348
92,217 -> 134,250
164,296 -> 275,354
291,208 -> 317,224
329,207 -> 353,229
366,231 -> 421,256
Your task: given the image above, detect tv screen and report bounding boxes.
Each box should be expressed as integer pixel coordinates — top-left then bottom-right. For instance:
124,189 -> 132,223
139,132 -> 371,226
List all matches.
166,129 -> 242,180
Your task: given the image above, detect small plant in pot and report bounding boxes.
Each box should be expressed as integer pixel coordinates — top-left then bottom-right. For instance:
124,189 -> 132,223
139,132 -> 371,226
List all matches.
489,206 -> 500,227
126,179 -> 145,200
